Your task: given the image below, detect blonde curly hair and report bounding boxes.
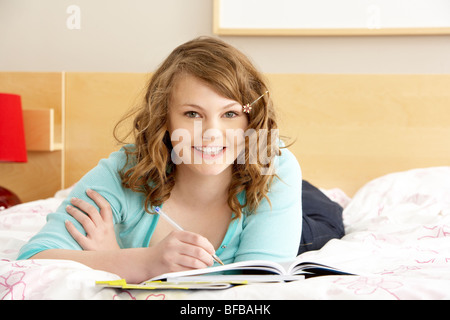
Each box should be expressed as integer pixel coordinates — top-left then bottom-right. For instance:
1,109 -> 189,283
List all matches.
114,36 -> 282,218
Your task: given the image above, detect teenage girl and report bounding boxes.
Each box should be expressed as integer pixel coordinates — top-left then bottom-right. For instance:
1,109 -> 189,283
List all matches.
18,37 -> 303,284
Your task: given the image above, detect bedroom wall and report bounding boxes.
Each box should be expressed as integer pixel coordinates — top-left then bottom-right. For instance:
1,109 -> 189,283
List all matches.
0,0 -> 449,74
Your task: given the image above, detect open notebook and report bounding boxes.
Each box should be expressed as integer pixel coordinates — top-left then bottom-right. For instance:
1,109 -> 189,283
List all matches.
96,257 -> 354,290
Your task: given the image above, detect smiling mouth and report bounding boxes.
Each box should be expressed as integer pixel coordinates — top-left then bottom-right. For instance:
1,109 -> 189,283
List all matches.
193,146 -> 226,156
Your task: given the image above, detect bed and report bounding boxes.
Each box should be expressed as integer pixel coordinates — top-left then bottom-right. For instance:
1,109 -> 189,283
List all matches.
1,72 -> 449,300
1,166 -> 450,300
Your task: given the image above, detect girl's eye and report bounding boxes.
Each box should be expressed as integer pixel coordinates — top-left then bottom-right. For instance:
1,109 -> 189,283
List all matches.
185,111 -> 200,118
224,111 -> 238,118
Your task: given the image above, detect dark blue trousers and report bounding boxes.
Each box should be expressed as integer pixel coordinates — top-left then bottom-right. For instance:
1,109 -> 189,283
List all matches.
298,180 -> 345,255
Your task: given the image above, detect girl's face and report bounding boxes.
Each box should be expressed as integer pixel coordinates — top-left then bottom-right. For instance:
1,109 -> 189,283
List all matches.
167,74 -> 249,177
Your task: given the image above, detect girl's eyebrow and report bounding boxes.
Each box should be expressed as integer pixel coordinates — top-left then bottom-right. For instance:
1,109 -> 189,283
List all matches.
180,102 -> 240,110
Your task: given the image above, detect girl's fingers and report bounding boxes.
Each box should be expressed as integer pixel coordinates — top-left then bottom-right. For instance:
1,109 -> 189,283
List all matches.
65,190 -> 119,251
169,231 -> 215,268
177,253 -> 213,270
69,196 -> 102,226
66,204 -> 95,235
176,230 -> 216,256
178,243 -> 214,268
65,220 -> 89,248
86,189 -> 114,224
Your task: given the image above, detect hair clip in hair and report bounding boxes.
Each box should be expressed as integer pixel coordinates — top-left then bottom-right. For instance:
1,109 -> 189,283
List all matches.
243,91 -> 269,114
242,103 -> 252,113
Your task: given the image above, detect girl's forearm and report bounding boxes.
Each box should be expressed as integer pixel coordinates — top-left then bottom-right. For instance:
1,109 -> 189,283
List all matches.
30,248 -> 153,284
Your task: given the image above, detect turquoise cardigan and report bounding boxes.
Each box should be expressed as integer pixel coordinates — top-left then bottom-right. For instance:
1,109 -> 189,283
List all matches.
18,144 -> 302,265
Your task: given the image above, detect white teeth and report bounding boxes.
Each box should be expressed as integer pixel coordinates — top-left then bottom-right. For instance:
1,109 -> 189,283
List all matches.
194,146 -> 224,155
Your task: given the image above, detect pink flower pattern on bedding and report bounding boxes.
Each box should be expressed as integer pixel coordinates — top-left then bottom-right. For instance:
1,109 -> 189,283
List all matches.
112,291 -> 166,300
332,277 -> 403,300
1,167 -> 450,299
0,270 -> 26,300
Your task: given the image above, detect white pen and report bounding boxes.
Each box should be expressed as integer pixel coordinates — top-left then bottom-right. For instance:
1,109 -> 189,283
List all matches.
154,206 -> 225,266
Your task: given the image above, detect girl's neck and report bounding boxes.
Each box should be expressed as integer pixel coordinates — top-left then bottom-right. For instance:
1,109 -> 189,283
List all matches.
171,166 -> 231,208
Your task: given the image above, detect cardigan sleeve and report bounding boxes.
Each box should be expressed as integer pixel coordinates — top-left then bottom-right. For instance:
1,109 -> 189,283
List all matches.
17,148 -> 129,260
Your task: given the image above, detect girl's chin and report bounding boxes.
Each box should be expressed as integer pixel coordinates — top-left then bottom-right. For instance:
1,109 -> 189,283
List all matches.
175,161 -> 232,177
189,163 -> 231,176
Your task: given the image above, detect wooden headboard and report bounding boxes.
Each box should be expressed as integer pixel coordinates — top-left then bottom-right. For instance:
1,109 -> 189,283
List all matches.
1,72 -> 449,202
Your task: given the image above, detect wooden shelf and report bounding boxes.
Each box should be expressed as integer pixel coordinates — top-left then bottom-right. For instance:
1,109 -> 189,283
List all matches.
23,109 -> 62,151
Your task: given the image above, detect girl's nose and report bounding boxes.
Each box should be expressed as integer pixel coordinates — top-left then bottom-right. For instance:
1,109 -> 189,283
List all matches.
196,119 -> 224,143
202,126 -> 223,143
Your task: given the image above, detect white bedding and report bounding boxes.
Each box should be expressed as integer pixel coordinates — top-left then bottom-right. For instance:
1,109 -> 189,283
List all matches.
1,166 -> 450,300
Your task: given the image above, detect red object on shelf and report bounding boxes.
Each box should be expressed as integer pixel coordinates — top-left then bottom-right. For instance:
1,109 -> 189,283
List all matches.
0,93 -> 27,208
0,93 -> 27,163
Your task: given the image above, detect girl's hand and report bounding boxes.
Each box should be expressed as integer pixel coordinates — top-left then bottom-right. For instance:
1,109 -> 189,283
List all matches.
65,189 -> 120,251
148,230 -> 215,276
